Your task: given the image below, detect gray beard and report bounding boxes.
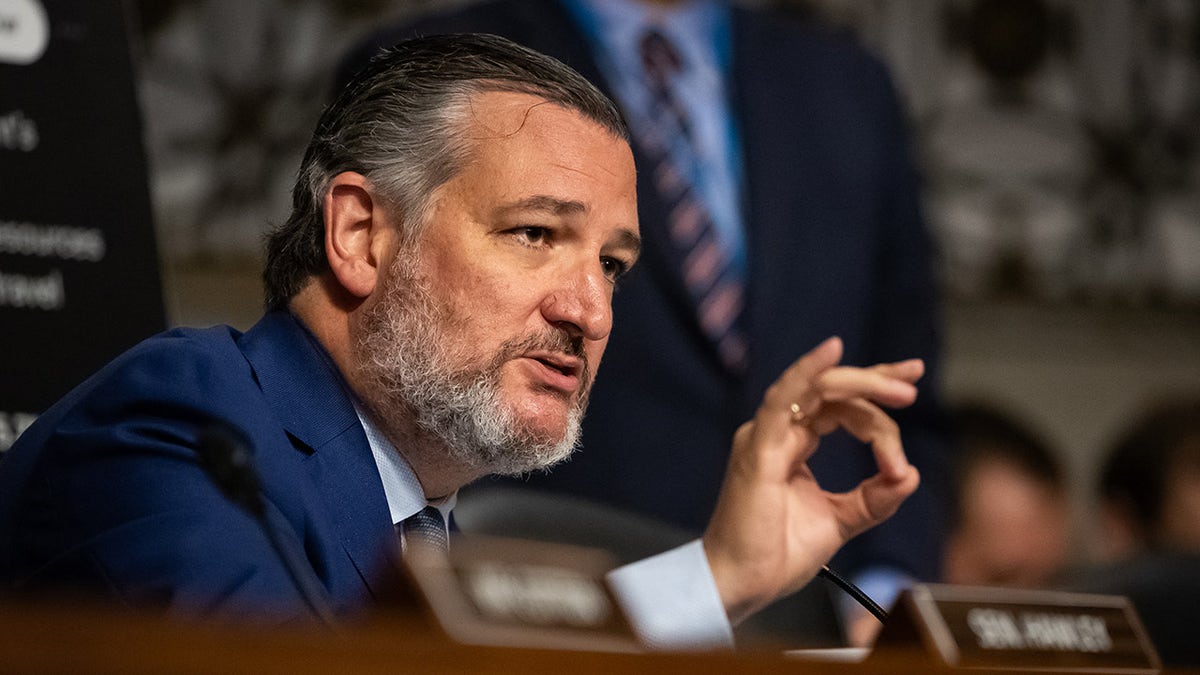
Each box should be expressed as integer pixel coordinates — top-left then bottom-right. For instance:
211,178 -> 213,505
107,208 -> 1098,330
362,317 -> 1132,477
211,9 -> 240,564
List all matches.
352,251 -> 587,476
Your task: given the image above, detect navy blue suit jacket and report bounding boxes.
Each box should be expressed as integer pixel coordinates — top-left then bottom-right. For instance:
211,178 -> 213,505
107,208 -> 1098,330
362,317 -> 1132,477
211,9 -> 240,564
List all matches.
0,312 -> 393,619
343,0 -> 950,582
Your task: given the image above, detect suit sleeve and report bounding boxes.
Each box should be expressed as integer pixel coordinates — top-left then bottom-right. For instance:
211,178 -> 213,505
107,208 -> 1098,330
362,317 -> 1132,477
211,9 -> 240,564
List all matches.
7,339 -> 316,623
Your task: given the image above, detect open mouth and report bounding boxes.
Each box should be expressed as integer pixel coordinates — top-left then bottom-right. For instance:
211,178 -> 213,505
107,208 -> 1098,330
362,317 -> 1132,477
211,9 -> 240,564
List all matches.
530,352 -> 582,379
519,350 -> 586,395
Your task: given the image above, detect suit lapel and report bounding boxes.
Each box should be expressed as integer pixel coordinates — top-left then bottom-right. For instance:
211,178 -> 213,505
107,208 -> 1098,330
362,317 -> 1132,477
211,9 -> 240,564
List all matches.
237,311 -> 394,603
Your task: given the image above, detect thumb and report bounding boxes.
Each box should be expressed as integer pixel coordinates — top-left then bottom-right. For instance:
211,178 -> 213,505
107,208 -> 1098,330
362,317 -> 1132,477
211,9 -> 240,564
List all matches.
840,465 -> 920,539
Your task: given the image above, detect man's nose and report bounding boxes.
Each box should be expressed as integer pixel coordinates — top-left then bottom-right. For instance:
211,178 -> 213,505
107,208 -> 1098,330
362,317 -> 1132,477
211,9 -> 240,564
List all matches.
539,267 -> 611,341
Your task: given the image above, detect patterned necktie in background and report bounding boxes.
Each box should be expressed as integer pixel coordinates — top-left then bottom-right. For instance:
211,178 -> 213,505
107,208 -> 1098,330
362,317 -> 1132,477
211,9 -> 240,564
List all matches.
401,505 -> 449,554
638,28 -> 748,372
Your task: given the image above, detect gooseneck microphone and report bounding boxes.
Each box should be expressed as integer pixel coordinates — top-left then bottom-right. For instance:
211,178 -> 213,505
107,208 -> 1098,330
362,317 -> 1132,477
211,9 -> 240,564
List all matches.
818,565 -> 889,625
196,424 -> 339,629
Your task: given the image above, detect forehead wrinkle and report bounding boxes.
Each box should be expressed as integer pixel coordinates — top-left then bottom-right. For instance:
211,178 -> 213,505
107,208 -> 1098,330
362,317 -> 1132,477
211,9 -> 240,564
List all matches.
550,157 -> 624,182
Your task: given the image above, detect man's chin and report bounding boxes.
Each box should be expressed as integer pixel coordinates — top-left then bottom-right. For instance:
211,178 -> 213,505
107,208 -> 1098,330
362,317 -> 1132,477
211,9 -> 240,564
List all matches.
484,438 -> 576,477
482,410 -> 580,475
502,391 -> 579,435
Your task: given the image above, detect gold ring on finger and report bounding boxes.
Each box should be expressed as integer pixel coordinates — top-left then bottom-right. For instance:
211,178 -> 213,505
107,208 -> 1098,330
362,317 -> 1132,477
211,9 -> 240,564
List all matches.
790,402 -> 808,425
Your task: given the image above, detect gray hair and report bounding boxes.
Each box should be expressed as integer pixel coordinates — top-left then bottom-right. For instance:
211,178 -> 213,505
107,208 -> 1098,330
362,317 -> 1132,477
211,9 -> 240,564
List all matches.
263,33 -> 628,309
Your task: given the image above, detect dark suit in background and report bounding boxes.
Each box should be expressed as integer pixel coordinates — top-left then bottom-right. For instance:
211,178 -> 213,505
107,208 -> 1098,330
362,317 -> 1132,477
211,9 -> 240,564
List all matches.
342,0 -> 949,589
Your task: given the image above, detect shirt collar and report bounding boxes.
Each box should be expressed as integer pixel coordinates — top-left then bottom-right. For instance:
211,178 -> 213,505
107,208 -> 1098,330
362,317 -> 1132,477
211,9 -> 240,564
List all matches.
563,0 -> 731,79
353,402 -> 456,526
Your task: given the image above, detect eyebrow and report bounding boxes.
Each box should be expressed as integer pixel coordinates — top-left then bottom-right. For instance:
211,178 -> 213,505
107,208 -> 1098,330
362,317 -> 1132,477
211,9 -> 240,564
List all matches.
612,228 -> 642,259
497,195 -> 641,256
498,195 -> 587,216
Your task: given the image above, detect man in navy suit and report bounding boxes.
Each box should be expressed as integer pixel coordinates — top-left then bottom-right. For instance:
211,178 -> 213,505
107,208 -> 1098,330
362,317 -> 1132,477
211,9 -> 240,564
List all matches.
0,33 -> 924,647
342,0 -> 949,644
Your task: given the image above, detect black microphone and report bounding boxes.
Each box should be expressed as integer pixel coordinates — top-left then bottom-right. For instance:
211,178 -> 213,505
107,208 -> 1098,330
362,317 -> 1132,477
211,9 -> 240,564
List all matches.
818,565 -> 889,625
196,424 -> 340,629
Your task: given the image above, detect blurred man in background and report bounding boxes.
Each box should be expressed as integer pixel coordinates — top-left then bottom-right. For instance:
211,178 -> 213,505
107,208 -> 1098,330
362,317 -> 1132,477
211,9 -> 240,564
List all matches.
1064,397 -> 1200,667
943,403 -> 1071,588
1097,398 -> 1200,560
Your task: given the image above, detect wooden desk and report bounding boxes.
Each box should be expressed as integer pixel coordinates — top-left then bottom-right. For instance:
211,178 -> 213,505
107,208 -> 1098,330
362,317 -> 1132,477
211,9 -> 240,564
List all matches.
1,602 -> 1193,674
0,601 -> 927,674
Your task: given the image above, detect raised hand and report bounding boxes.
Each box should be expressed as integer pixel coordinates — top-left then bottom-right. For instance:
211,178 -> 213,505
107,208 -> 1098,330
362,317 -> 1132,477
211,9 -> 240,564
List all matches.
701,336 -> 923,624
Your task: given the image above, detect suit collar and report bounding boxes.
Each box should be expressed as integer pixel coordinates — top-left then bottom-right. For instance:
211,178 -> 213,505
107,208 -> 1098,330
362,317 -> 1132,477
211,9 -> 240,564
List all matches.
238,310 -> 361,452
238,310 -> 395,601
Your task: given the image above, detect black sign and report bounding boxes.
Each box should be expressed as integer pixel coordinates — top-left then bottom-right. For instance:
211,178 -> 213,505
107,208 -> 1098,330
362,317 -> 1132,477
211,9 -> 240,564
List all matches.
873,584 -> 1162,672
0,0 -> 164,451
402,535 -> 642,653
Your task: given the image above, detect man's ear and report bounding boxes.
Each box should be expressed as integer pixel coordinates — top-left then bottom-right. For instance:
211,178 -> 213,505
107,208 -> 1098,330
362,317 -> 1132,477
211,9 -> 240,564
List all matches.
324,171 -> 391,299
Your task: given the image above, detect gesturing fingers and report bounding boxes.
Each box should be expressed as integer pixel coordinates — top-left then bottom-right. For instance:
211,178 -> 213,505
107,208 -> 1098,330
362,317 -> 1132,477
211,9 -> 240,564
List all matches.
817,398 -> 920,537
704,339 -> 925,624
813,365 -> 921,408
871,358 -> 925,383
751,338 -> 924,478
819,399 -> 908,481
756,337 -> 843,435
757,338 -> 921,438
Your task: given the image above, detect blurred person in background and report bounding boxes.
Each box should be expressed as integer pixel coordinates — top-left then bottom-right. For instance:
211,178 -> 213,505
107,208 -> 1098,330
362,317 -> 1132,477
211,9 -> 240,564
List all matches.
943,403 -> 1071,588
1097,397 -> 1200,560
341,0 -> 950,647
1062,397 -> 1200,668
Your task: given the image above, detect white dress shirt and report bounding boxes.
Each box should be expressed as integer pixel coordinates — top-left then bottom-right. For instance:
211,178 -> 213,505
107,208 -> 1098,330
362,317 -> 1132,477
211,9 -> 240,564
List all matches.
354,406 -> 734,650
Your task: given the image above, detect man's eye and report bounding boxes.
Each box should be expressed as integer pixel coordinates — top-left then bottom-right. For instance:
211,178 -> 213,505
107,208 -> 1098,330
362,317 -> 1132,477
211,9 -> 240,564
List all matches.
601,256 -> 629,283
514,226 -> 549,245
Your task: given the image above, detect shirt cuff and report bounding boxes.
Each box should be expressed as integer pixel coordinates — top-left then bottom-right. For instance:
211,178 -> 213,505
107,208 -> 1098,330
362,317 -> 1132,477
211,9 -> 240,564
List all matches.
605,539 -> 734,651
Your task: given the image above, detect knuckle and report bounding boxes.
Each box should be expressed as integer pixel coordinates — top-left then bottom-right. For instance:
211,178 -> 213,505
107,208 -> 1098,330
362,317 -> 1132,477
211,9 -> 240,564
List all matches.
762,382 -> 788,408
732,421 -> 755,446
